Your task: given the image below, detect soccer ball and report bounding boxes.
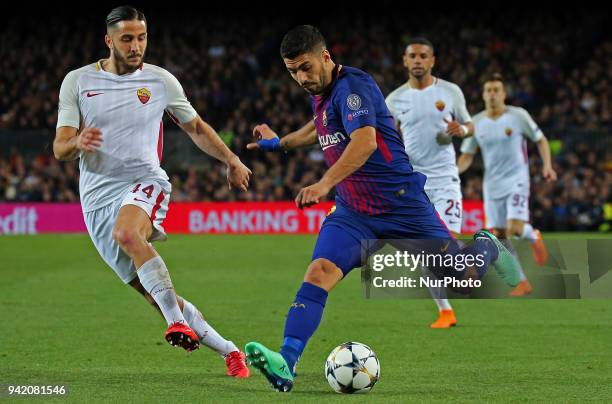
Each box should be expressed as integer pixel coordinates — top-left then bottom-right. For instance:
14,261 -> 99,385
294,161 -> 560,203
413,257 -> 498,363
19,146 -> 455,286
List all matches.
325,341 -> 380,394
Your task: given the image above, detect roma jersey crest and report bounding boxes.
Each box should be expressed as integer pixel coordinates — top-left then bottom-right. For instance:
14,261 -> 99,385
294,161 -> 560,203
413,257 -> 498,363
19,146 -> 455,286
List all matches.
137,87 -> 152,104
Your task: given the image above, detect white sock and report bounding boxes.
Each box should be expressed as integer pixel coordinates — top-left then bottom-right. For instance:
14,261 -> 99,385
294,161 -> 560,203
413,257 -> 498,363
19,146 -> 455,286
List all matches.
520,223 -> 537,242
138,256 -> 185,325
422,266 -> 452,311
182,299 -> 238,356
433,296 -> 452,311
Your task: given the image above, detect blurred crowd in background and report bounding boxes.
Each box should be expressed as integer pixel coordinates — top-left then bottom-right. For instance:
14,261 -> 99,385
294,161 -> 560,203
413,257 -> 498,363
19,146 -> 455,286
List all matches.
1,9 -> 610,231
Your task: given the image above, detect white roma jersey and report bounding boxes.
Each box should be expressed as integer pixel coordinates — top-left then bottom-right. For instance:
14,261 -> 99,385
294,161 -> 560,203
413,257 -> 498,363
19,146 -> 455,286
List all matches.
461,106 -> 544,199
57,61 -> 197,212
386,78 -> 472,189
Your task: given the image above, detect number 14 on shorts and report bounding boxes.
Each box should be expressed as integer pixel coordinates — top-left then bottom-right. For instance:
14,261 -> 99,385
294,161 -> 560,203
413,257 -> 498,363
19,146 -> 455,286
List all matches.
132,183 -> 156,203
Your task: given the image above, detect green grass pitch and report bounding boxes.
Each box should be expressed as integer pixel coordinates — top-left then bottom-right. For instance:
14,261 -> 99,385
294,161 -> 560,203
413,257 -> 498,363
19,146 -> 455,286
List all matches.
1,234 -> 612,402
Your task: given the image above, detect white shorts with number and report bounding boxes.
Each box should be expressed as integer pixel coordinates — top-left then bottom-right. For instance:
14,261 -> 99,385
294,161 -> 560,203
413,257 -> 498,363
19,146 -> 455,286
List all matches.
83,179 -> 171,284
484,183 -> 530,229
425,184 -> 463,234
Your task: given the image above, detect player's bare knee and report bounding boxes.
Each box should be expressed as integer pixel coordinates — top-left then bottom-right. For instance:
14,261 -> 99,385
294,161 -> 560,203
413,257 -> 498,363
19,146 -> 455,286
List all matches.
112,226 -> 144,253
305,259 -> 341,289
112,227 -> 131,248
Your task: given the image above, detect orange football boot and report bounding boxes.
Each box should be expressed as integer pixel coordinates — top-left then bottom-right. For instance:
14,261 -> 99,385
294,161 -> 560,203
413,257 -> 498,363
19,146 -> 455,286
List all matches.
509,279 -> 533,297
430,309 -> 457,329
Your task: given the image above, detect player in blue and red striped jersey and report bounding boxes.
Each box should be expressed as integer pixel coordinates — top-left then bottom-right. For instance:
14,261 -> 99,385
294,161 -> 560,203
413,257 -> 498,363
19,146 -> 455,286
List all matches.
244,25 -> 521,392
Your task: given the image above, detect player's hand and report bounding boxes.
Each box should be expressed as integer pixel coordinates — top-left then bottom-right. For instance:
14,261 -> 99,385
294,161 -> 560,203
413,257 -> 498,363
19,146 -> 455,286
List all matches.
542,166 -> 557,182
247,124 -> 281,151
445,120 -> 468,137
226,156 -> 252,192
76,127 -> 103,152
295,181 -> 331,209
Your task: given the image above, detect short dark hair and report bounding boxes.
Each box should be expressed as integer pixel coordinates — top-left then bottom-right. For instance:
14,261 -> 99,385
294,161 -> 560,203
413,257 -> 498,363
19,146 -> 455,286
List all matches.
280,25 -> 326,59
106,5 -> 146,29
405,37 -> 435,54
484,73 -> 505,85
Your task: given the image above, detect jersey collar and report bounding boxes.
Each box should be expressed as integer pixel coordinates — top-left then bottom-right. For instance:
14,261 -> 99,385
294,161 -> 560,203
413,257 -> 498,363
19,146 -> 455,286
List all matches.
96,59 -> 144,76
406,76 -> 438,91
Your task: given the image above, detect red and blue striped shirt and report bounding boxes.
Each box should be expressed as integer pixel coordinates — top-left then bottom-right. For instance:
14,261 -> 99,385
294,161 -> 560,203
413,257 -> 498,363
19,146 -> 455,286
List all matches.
312,65 -> 425,215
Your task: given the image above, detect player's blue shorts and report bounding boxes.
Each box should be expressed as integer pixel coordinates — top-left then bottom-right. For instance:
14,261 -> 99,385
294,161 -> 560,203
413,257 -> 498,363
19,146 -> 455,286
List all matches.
312,185 -> 453,276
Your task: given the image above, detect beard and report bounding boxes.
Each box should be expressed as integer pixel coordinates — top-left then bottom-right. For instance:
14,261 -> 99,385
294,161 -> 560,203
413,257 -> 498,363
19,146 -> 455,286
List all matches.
302,83 -> 320,95
410,67 -> 427,78
487,99 -> 502,109
302,71 -> 328,95
114,49 -> 144,73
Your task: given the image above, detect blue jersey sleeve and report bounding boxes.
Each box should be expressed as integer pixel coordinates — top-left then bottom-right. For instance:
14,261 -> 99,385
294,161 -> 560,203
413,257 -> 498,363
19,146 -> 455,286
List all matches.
334,75 -> 377,135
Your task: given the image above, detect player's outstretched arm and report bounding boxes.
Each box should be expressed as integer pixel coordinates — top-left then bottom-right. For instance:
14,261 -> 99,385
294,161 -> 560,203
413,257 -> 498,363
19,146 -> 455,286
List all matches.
247,121 -> 317,152
53,126 -> 103,161
457,152 -> 475,174
536,136 -> 557,182
295,126 -> 377,209
179,116 -> 252,191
